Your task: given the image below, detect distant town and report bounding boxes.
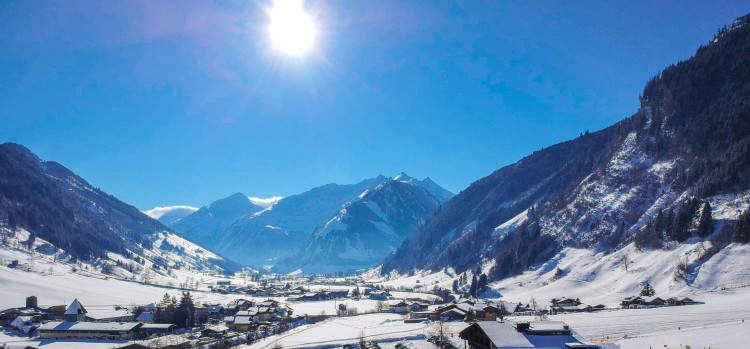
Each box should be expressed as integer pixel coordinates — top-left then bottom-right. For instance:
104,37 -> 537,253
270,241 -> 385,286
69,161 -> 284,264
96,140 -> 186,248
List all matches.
0,272 -> 707,349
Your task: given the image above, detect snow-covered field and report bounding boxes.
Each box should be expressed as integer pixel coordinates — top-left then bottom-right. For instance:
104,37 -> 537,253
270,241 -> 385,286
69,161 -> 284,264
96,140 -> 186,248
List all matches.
0,248 -> 237,309
241,313 -> 468,349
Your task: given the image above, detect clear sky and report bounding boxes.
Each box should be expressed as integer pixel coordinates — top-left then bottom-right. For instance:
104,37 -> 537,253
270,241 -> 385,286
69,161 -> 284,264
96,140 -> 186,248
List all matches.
1,1 -> 748,210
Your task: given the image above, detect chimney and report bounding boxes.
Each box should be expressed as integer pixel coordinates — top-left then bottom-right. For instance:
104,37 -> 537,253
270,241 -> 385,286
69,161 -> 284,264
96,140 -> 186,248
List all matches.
26,296 -> 38,309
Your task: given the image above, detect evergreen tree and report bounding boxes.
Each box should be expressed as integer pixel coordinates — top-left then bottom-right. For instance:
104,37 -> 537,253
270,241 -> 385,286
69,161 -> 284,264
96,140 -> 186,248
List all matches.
733,210 -> 750,243
26,233 -> 36,250
468,275 -> 478,297
477,273 -> 488,292
697,201 -> 714,238
173,291 -> 195,328
8,212 -> 17,233
640,281 -> 655,297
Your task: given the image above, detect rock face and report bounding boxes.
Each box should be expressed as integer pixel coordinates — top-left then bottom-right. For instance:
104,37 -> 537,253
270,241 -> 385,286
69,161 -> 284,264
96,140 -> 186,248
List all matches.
278,175 -> 453,274
382,14 -> 750,280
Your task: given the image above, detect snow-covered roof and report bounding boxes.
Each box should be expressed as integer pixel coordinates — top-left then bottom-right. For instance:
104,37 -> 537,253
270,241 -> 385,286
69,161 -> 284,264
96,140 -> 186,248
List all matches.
39,321 -> 142,332
140,323 -> 175,329
234,316 -> 253,325
527,321 -> 569,333
472,322 -> 534,348
63,299 -> 87,315
464,322 -> 584,348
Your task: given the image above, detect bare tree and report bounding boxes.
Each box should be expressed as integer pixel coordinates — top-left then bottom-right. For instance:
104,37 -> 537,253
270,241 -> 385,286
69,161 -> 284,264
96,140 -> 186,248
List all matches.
426,319 -> 450,347
620,255 -> 631,272
375,301 -> 385,313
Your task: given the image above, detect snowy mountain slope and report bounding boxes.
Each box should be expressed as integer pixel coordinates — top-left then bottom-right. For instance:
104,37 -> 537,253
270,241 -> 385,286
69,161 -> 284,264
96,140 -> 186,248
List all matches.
144,205 -> 198,225
211,176 -> 391,266
170,193 -> 266,248
393,172 -> 455,203
278,175 -> 453,274
382,13 -> 750,283
0,143 -> 234,276
0,228 -> 252,312
249,196 -> 284,208
370,233 -> 750,347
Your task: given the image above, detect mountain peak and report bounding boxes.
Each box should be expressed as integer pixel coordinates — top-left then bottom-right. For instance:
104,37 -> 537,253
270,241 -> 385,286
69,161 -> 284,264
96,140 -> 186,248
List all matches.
393,172 -> 415,182
249,196 -> 284,208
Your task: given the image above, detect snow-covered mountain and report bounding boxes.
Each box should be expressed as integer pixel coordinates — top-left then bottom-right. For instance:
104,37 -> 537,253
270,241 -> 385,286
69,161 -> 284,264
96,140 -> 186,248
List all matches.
170,193 -> 267,248
382,14 -> 750,285
278,174 -> 453,274
144,205 -> 198,225
0,143 -> 235,277
211,176 -> 392,266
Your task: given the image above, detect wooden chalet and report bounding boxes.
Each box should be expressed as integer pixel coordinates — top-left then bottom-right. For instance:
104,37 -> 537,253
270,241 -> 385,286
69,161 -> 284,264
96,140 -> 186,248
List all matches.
459,321 -> 600,349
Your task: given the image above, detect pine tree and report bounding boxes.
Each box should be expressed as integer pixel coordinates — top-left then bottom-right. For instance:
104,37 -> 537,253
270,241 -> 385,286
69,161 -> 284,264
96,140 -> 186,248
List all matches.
468,275 -> 478,297
733,210 -> 750,243
26,233 -> 36,250
697,201 -> 714,238
173,291 -> 195,328
477,274 -> 488,292
640,282 -> 655,297
8,212 -> 17,233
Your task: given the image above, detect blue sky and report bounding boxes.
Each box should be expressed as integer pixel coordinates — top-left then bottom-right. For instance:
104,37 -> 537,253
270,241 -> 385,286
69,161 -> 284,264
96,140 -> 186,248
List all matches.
1,1 -> 748,209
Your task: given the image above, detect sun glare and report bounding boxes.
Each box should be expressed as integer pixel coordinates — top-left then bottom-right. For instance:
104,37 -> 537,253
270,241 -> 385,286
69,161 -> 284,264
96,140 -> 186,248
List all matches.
268,0 -> 315,56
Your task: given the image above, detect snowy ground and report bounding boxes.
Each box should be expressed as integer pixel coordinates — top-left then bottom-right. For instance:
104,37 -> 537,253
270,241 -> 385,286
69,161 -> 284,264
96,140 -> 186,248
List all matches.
370,242 -> 750,349
240,313 -> 467,349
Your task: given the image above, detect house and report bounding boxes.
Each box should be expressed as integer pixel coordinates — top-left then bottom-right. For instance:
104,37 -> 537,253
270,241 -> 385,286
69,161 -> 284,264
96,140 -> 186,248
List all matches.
139,323 -> 176,336
407,302 -> 429,313
200,325 -> 228,338
63,299 -> 87,322
225,299 -> 254,314
459,321 -> 600,349
328,290 -> 350,299
620,296 -> 665,309
205,304 -> 225,319
1,296 -> 62,326
620,296 -> 642,309
550,297 -> 582,307
666,297 -> 702,306
369,291 -> 390,301
473,303 -> 499,321
10,315 -> 40,335
643,296 -> 665,307
388,301 -> 409,313
231,315 -> 255,332
38,321 -> 144,340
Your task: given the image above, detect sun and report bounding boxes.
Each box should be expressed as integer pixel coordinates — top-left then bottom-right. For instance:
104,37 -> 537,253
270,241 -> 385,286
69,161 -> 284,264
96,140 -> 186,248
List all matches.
268,0 -> 316,56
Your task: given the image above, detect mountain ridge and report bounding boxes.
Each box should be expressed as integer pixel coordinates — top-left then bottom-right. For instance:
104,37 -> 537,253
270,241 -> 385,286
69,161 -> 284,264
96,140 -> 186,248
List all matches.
277,175 -> 453,273
382,13 -> 750,280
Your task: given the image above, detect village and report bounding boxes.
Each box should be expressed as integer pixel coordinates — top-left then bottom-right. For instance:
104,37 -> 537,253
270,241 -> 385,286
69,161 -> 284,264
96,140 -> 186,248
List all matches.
0,275 -> 705,349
